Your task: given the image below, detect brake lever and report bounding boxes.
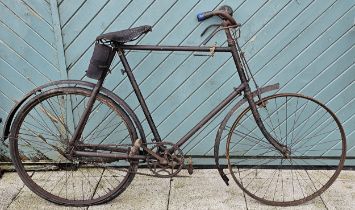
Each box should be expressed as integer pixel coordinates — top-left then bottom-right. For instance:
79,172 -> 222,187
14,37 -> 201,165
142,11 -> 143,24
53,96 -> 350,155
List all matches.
200,24 -> 222,37
195,24 -> 241,56
200,24 -> 222,46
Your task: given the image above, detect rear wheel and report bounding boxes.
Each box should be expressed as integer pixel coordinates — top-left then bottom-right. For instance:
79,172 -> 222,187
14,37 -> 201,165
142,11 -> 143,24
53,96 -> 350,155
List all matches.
226,93 -> 346,206
9,87 -> 137,206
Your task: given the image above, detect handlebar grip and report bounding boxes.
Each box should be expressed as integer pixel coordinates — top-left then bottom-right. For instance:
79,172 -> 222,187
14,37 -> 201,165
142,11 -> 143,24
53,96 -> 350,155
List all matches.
197,11 -> 214,22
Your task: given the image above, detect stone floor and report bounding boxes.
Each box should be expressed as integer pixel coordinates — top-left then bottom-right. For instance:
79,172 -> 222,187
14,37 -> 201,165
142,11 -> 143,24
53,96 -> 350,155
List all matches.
0,169 -> 354,210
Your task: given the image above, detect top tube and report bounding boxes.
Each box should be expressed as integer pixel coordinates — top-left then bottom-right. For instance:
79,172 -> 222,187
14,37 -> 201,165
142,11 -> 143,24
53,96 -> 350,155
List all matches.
118,45 -> 232,52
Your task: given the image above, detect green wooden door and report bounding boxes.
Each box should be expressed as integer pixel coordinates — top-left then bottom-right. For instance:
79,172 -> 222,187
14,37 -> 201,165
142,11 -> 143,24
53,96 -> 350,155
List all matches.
1,0 -> 354,164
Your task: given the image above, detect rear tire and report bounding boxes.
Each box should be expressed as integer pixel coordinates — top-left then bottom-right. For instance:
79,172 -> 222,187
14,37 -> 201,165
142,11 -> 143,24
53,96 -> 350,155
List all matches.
9,87 -> 138,206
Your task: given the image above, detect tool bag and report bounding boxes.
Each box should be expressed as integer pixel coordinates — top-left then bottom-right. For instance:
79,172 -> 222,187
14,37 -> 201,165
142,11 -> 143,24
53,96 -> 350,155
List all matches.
86,43 -> 115,80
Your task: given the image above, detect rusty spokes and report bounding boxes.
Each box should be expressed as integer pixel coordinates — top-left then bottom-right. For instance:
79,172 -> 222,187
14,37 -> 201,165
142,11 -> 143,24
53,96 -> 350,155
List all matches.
9,88 -> 138,206
226,93 -> 346,206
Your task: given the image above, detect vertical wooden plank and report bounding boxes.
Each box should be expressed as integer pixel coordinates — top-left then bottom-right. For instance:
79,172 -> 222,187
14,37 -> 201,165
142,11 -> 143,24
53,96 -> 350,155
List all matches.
50,0 -> 67,79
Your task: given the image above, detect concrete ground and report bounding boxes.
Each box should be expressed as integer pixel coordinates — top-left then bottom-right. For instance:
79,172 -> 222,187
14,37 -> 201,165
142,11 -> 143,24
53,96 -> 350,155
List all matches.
0,169 -> 354,210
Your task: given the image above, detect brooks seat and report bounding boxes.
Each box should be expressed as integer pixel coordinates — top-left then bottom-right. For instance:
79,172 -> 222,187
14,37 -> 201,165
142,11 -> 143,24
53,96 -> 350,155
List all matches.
96,25 -> 152,43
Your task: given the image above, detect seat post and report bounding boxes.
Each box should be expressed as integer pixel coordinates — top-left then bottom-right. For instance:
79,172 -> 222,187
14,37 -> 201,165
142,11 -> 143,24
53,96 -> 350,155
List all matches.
117,48 -> 162,142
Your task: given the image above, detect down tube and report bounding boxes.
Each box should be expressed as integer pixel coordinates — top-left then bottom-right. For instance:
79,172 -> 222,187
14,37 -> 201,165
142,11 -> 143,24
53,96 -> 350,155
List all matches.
175,83 -> 246,148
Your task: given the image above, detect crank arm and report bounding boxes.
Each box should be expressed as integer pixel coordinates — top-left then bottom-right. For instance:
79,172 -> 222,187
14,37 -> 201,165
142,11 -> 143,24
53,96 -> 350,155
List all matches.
141,144 -> 168,164
128,138 -> 166,164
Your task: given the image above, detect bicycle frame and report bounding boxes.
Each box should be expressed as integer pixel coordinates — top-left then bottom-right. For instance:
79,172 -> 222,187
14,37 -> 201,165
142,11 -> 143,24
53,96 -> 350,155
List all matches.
4,6 -> 347,206
117,45 -> 245,148
70,20 -> 288,159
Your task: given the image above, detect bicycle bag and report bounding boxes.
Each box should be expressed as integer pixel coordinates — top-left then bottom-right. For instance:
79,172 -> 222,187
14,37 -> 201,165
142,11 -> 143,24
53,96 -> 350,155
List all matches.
86,43 -> 115,80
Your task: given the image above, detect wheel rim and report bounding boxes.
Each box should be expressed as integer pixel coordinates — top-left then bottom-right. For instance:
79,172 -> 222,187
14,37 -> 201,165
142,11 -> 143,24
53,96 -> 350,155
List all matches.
226,93 -> 346,206
10,88 -> 137,206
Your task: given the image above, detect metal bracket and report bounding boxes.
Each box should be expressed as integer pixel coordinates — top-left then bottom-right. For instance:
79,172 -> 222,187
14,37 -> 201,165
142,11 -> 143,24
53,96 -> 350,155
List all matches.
209,43 -> 217,57
193,43 -> 218,57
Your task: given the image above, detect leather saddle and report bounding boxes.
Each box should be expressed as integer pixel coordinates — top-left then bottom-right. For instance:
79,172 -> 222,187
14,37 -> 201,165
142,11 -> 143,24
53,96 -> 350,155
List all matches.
96,25 -> 152,43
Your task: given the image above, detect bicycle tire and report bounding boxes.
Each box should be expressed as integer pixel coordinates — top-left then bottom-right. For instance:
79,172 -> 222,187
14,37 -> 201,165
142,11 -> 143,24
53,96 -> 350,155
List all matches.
9,87 -> 138,206
226,93 -> 346,206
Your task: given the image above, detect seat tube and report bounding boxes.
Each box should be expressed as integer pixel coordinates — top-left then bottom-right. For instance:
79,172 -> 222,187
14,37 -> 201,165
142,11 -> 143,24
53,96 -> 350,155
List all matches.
117,48 -> 162,142
69,71 -> 107,146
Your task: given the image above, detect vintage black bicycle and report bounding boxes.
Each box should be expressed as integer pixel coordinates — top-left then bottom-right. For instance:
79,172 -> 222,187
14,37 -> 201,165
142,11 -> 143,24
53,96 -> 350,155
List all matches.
3,5 -> 346,207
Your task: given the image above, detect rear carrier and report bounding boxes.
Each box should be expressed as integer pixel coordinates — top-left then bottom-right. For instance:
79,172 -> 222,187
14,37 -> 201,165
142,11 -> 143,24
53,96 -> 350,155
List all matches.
86,43 -> 115,80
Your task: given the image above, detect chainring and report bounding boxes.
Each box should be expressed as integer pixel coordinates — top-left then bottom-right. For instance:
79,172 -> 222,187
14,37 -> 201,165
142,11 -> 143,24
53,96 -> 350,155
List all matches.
146,142 -> 184,178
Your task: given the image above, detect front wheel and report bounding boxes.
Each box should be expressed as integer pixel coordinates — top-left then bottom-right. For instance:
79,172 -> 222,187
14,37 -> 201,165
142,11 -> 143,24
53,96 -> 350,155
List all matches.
226,93 -> 346,206
9,87 -> 138,206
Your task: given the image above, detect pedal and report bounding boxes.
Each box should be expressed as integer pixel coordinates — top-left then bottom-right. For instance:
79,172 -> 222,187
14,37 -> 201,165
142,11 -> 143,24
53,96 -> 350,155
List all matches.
187,157 -> 194,175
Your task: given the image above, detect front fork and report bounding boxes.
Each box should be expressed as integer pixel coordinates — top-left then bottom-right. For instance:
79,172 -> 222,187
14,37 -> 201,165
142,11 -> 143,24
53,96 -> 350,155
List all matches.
244,88 -> 290,158
223,19 -> 290,158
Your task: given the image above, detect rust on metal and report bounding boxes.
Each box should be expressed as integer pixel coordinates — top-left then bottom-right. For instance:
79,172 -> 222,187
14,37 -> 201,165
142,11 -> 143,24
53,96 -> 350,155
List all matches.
4,4 -> 345,207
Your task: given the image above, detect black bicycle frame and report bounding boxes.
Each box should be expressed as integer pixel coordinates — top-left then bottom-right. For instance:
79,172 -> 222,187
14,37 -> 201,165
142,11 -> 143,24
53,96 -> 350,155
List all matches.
70,21 -> 287,156
116,45 -> 245,147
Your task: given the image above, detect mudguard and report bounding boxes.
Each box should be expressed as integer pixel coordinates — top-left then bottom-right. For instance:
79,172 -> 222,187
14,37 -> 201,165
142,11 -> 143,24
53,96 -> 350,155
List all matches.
214,83 -> 280,185
2,80 -> 146,144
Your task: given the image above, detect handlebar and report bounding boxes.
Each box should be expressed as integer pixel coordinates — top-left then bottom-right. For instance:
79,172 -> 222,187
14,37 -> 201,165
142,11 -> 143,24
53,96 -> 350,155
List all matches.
197,11 -> 214,22
196,5 -> 238,26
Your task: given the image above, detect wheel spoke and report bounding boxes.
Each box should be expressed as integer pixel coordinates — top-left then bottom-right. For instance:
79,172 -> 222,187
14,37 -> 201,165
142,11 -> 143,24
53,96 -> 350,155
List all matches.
227,94 -> 345,205
10,88 -> 137,205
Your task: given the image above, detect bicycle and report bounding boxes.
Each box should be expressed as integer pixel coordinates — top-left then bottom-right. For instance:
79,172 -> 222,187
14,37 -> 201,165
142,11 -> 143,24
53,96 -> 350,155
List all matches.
2,5 -> 346,207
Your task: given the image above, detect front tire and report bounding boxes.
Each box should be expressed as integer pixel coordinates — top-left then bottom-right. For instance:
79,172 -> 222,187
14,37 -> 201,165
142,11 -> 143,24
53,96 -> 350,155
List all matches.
226,93 -> 346,206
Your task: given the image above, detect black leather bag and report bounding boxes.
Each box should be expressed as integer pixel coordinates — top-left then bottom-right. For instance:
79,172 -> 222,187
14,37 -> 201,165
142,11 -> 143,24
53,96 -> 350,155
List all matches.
86,43 -> 115,80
